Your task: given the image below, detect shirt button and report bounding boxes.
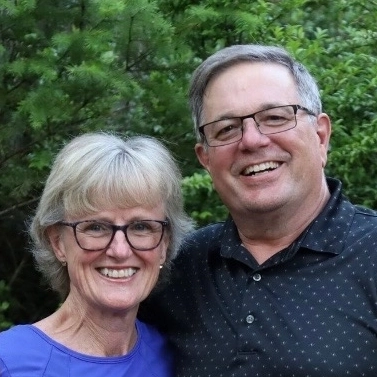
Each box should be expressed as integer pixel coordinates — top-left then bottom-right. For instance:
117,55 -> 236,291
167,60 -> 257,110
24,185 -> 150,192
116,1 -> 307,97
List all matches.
246,314 -> 255,324
253,273 -> 262,281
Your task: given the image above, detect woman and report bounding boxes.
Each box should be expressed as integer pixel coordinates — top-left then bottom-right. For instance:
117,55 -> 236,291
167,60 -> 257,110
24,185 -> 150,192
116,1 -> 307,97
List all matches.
0,132 -> 193,376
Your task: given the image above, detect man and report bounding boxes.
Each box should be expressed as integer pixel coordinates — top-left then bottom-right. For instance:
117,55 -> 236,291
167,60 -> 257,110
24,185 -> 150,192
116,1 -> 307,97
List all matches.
140,45 -> 377,376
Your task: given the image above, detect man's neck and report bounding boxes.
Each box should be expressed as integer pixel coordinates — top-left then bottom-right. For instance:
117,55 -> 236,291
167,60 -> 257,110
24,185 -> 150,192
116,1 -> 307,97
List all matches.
234,186 -> 331,265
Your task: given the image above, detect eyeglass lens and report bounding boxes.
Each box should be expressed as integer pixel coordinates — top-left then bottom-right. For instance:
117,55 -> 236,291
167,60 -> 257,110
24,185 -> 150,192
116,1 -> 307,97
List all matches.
75,220 -> 166,251
203,105 -> 300,146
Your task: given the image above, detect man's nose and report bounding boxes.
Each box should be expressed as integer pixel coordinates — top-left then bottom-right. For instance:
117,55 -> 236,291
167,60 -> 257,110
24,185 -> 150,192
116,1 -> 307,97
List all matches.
238,119 -> 271,148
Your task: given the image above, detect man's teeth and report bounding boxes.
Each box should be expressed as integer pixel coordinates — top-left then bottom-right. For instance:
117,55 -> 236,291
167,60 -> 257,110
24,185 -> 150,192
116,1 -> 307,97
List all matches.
99,267 -> 137,278
243,161 -> 279,175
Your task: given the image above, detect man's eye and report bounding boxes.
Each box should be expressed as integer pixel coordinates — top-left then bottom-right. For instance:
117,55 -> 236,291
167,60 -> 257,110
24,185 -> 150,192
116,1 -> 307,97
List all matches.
219,125 -> 236,134
265,115 -> 286,123
214,120 -> 241,138
258,109 -> 293,126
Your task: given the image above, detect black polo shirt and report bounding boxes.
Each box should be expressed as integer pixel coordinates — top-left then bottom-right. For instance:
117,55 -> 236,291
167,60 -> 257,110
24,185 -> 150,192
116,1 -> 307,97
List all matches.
140,178 -> 377,377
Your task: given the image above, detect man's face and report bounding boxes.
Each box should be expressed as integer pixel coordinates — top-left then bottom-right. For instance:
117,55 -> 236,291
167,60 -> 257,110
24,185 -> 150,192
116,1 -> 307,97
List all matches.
195,62 -> 331,217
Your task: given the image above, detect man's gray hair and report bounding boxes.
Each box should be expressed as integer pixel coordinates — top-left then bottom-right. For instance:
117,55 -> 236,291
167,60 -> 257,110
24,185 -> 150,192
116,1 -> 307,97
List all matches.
189,44 -> 322,141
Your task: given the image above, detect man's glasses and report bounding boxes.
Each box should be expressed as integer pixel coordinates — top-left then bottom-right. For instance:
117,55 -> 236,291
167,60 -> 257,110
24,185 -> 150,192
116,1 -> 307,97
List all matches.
199,104 -> 316,147
58,219 -> 169,251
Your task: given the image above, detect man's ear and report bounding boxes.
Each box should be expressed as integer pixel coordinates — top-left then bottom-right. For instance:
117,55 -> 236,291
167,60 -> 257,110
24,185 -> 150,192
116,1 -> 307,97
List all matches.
316,113 -> 332,168
195,143 -> 210,171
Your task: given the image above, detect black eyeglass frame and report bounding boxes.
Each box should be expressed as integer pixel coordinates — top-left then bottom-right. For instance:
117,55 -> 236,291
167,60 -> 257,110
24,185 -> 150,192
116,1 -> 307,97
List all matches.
198,104 -> 316,147
58,219 -> 169,251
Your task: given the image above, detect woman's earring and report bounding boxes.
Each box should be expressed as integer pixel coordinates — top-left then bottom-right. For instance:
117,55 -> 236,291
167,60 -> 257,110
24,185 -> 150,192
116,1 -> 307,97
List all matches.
159,264 -> 163,269
61,261 -> 67,267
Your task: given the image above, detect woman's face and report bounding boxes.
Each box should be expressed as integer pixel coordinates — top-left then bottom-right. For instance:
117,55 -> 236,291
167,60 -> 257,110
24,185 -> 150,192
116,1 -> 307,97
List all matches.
49,203 -> 169,316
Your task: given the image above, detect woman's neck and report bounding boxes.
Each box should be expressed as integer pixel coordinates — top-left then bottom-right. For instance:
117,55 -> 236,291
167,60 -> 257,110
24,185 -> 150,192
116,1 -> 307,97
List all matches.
34,293 -> 138,357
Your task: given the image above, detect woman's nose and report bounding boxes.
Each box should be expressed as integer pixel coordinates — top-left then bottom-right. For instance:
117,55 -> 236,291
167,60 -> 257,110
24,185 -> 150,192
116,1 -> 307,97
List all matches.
106,230 -> 134,258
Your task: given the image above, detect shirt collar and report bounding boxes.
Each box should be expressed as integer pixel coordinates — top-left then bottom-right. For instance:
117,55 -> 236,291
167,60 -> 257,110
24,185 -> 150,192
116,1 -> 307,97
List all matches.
220,177 -> 355,260
299,177 -> 355,255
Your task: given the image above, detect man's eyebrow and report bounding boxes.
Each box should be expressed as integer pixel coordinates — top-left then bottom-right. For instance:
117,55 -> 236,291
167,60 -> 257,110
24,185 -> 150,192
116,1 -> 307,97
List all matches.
210,103 -> 290,121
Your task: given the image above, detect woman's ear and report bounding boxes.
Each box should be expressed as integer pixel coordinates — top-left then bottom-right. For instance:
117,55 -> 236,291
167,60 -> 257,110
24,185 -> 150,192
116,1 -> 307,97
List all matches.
159,231 -> 170,265
160,245 -> 168,265
46,225 -> 67,263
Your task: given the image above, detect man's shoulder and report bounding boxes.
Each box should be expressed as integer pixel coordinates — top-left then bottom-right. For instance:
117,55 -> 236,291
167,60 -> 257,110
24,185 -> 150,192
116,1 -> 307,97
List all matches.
171,221 -> 228,264
351,204 -> 377,236
183,221 -> 227,247
353,204 -> 377,218
190,221 -> 226,237
328,177 -> 377,221
332,195 -> 377,246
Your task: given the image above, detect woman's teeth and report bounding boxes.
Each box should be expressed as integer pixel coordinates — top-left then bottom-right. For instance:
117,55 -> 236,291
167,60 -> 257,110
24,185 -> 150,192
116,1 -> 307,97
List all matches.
98,267 -> 137,278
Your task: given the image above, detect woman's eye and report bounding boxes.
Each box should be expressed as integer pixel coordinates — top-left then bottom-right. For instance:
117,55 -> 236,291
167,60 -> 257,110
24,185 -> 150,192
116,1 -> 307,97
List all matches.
89,223 -> 104,231
131,222 -> 150,232
81,222 -> 109,233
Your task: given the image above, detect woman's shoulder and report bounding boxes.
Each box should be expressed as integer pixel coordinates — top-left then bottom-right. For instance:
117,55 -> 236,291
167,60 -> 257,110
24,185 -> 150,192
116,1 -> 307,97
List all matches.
0,324 -> 41,346
136,319 -> 168,347
136,320 -> 173,372
0,325 -> 53,375
1,323 -> 173,377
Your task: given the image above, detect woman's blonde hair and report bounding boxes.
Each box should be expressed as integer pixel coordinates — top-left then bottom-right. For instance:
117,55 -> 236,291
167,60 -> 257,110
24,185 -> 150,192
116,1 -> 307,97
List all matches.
29,132 -> 194,298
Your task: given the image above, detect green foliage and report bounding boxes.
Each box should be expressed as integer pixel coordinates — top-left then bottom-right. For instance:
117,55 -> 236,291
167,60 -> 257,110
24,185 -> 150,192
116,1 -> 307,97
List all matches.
1,0 -> 377,328
0,0 -> 183,327
182,171 -> 227,226
0,280 -> 11,331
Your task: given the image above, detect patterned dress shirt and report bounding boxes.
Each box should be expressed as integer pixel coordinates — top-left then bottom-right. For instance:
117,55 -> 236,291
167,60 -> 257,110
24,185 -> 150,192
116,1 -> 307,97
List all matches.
140,178 -> 377,377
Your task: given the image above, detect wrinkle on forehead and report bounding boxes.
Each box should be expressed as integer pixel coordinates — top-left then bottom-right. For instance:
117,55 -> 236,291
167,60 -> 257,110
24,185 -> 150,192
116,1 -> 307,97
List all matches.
202,62 -> 298,124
